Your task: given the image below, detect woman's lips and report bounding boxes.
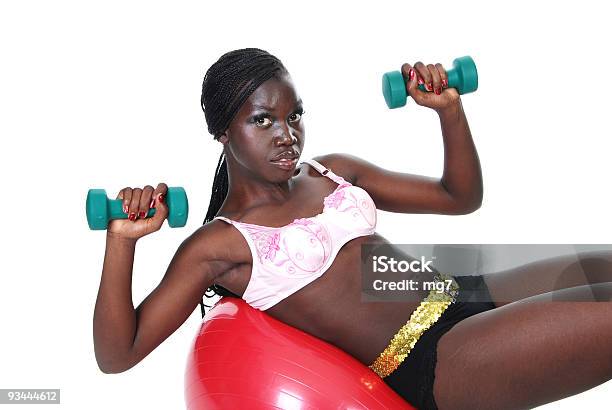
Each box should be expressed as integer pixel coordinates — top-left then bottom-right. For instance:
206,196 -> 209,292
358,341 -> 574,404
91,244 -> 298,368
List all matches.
270,158 -> 298,170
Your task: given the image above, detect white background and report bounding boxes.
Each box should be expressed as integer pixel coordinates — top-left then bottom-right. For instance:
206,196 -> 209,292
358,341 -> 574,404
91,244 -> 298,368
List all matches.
1,0 -> 611,408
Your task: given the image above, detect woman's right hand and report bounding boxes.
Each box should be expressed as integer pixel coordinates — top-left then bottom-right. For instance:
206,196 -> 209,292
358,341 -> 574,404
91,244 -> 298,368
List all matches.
401,61 -> 460,113
107,183 -> 169,241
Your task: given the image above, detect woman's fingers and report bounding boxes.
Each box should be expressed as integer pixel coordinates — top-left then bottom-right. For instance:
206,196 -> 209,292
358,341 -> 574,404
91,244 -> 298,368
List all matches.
401,62 -> 413,81
147,183 -> 168,229
138,185 -> 154,219
414,61 -> 432,91
114,183 -> 169,223
151,183 -> 168,207
436,63 -> 448,90
401,63 -> 418,97
413,61 -> 447,94
128,188 -> 142,221
108,183 -> 170,239
428,63 -> 442,95
402,62 -> 427,101
403,59 -> 458,110
118,187 -> 132,214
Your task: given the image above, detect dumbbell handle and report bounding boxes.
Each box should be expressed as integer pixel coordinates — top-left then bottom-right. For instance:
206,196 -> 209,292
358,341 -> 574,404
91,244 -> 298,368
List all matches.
107,199 -> 157,220
415,68 -> 463,92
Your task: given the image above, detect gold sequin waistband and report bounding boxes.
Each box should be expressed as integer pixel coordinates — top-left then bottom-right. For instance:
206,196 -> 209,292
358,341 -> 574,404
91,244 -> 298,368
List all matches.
368,272 -> 460,378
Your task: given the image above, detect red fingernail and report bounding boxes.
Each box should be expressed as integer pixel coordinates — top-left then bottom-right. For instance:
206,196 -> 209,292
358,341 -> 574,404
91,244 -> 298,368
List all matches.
418,77 -> 424,85
409,69 -> 414,80
149,198 -> 155,208
158,194 -> 164,203
442,79 -> 448,87
435,88 -> 441,95
139,211 -> 146,219
123,204 -> 128,213
129,212 -> 136,221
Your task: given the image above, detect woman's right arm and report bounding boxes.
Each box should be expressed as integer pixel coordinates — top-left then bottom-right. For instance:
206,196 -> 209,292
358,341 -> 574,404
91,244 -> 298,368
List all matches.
94,225 -> 228,373
93,185 -> 230,373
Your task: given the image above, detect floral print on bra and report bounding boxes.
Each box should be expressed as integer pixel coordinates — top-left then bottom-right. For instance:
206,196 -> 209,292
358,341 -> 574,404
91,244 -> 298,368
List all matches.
213,158 -> 378,310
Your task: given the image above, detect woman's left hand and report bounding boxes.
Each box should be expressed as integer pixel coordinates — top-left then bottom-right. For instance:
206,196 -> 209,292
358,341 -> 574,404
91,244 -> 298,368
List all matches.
401,61 -> 460,113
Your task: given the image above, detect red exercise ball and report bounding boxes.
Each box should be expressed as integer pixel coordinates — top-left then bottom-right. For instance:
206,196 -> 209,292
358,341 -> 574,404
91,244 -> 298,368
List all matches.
184,297 -> 415,409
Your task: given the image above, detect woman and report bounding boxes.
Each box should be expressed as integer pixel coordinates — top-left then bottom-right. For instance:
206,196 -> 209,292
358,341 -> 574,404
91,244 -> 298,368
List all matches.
93,48 -> 612,410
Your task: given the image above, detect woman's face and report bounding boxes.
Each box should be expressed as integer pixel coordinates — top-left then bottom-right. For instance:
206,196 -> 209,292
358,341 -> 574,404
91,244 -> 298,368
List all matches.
220,73 -> 305,181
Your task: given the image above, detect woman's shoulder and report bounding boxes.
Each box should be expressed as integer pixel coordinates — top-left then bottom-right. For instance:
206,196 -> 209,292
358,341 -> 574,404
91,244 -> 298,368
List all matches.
310,153 -> 358,184
309,153 -> 334,168
178,220 -> 250,271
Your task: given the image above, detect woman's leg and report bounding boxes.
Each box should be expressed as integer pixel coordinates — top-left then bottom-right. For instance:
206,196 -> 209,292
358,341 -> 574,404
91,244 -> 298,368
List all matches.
433,282 -> 612,410
482,250 -> 612,307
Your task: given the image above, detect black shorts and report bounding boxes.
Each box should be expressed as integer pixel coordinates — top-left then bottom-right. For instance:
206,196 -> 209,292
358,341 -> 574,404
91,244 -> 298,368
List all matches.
383,275 -> 497,410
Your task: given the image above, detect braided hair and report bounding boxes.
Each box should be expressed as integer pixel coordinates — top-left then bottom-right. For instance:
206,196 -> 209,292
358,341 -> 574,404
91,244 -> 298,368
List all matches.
199,48 -> 288,318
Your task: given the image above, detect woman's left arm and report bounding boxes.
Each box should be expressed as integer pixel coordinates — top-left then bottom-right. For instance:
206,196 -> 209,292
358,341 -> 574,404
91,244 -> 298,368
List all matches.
436,98 -> 483,213
318,60 -> 482,215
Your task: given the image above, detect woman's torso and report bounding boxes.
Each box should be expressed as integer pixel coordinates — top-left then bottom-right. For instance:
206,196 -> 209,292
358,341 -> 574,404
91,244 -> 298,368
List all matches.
213,159 -> 437,365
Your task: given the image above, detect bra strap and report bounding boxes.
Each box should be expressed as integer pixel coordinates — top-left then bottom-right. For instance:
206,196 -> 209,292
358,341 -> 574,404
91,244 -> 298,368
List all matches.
301,158 -> 328,174
302,158 -> 348,185
213,215 -> 235,225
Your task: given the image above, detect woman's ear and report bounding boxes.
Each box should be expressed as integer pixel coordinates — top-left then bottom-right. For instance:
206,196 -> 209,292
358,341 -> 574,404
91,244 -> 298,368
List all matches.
218,132 -> 229,144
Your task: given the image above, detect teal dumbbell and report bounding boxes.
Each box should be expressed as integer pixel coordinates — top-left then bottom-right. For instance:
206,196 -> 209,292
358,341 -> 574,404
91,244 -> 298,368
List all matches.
86,187 -> 189,230
382,55 -> 478,109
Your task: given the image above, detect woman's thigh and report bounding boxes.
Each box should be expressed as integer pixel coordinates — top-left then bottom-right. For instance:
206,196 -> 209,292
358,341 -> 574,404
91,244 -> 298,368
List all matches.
482,250 -> 612,308
433,282 -> 612,410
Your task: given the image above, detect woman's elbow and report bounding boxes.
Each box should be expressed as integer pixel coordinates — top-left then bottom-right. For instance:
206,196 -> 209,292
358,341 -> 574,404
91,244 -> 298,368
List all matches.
447,197 -> 482,215
96,353 -> 135,374
97,361 -> 121,374
458,198 -> 482,214
97,359 -> 126,374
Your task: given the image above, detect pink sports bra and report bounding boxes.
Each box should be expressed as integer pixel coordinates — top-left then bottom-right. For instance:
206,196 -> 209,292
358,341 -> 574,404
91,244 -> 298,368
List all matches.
214,158 -> 378,310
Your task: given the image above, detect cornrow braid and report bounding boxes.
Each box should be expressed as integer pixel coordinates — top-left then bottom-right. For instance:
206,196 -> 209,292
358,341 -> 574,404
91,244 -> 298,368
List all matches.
199,48 -> 288,318
201,48 -> 288,138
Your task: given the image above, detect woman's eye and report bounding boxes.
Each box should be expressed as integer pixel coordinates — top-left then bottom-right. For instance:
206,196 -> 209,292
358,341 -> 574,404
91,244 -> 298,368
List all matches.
255,117 -> 272,127
289,111 -> 303,122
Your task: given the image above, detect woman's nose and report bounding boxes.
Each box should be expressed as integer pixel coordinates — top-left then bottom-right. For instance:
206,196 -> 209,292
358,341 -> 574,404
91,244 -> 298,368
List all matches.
275,132 -> 297,145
